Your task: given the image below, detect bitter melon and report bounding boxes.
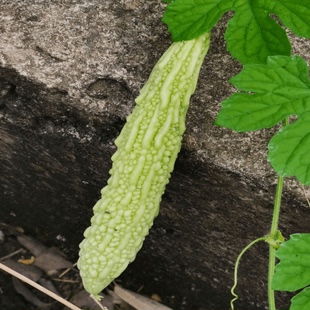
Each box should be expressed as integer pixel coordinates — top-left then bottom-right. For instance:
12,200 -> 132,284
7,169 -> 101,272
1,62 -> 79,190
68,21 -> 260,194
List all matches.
78,33 -> 210,298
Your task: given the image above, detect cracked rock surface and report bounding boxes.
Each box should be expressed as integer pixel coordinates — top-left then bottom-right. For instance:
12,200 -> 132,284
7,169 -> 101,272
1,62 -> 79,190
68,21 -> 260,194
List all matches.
1,1 -> 310,310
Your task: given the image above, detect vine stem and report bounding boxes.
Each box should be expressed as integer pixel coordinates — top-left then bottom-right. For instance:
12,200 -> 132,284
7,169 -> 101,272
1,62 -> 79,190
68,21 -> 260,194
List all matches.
268,118 -> 288,310
268,175 -> 284,310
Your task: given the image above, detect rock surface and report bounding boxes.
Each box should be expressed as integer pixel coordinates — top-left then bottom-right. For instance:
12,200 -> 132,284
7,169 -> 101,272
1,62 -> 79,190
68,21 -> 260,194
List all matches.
1,1 -> 310,310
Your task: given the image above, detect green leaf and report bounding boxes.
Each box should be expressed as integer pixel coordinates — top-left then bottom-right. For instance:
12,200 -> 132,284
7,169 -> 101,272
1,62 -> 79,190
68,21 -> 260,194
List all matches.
215,55 -> 310,184
290,287 -> 310,310
272,234 -> 310,291
162,0 -> 231,41
163,0 -> 310,64
270,0 -> 310,38
215,56 -> 310,131
268,112 -> 310,185
225,0 -> 291,64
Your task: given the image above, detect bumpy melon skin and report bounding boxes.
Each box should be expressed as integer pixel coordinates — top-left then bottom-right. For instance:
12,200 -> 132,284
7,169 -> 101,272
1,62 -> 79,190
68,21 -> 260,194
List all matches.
78,33 -> 210,297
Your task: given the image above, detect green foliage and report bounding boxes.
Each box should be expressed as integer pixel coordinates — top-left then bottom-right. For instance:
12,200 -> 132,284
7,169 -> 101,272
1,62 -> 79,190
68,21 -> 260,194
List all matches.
272,234 -> 310,309
163,0 -> 310,64
163,0 -> 231,41
268,113 -> 310,186
162,1 -> 310,310
290,287 -> 310,310
273,234 -> 310,291
215,55 -> 310,185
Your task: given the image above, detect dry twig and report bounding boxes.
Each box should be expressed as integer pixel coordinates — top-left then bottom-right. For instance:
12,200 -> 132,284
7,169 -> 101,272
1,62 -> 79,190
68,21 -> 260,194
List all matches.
0,262 -> 82,310
0,248 -> 24,262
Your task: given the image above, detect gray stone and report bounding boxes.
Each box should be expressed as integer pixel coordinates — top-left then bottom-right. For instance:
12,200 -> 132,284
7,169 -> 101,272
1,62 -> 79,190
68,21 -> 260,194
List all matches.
1,1 -> 310,309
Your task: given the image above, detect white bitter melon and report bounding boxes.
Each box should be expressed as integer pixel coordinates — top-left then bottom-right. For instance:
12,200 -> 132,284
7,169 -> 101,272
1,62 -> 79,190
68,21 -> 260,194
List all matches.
78,32 -> 210,298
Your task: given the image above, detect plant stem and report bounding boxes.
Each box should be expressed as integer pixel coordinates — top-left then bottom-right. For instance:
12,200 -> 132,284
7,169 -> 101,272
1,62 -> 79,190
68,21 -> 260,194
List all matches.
268,117 -> 289,310
268,174 -> 284,310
